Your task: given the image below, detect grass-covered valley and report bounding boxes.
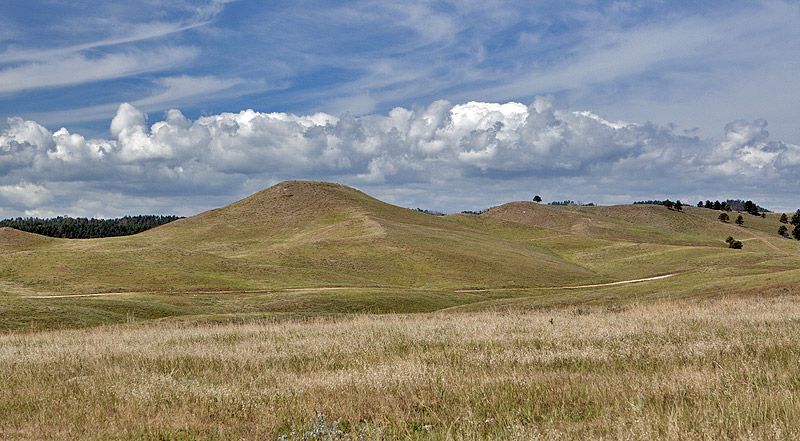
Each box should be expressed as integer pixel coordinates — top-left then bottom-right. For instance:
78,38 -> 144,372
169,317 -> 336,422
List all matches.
2,180 -> 800,440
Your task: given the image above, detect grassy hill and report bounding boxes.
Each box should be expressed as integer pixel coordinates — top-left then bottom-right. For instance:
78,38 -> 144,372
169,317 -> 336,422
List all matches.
0,227 -> 54,250
5,183 -> 800,440
2,180 -> 800,330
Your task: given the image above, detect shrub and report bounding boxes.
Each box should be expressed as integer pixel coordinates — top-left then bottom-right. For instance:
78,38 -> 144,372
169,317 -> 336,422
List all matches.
729,240 -> 743,249
719,213 -> 729,222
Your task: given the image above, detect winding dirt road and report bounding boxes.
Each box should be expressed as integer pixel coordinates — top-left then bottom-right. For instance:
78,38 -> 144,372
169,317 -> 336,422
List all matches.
731,224 -> 790,254
685,211 -> 791,255
454,273 -> 677,293
25,273 -> 680,298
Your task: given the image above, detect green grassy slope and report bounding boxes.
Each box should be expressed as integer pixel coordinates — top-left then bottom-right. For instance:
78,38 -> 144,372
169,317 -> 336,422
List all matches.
0,182 -> 597,296
2,181 -> 799,330
0,227 -> 55,250
455,202 -> 800,311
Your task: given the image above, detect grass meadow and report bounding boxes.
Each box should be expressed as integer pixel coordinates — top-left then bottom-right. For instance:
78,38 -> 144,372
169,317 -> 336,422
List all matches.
3,183 -> 800,439
2,295 -> 799,440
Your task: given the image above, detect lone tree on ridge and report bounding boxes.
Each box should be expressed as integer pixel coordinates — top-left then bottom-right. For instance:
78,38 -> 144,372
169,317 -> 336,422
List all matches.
533,195 -> 542,203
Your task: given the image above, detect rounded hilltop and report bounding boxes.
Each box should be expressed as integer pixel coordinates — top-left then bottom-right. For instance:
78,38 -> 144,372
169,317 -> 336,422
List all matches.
0,226 -> 54,250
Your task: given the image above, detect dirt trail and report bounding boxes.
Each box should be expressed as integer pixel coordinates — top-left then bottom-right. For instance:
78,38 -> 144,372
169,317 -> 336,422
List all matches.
538,273 -> 676,290
454,273 -> 678,293
24,274 -> 681,299
520,234 -> 571,241
24,286 -> 375,299
732,225 -> 790,254
686,211 -> 790,255
27,292 -> 145,299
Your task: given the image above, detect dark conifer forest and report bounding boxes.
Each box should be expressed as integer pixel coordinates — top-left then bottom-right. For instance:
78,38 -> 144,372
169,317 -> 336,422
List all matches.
0,215 -> 183,239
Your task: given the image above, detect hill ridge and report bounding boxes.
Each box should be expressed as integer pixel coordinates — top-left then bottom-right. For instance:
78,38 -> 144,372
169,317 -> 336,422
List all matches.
3,180 -> 800,301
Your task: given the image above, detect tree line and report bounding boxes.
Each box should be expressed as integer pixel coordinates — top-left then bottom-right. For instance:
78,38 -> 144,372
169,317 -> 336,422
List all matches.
636,199 -> 771,214
696,199 -> 770,214
779,210 -> 800,240
0,215 -> 183,239
640,197 -> 800,245
548,200 -> 595,206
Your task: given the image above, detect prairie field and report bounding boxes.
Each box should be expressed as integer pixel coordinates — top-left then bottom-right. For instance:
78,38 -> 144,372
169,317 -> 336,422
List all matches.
3,181 -> 800,439
2,295 -> 799,440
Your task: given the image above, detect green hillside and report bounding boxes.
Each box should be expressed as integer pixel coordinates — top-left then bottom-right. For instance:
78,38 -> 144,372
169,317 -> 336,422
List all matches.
2,180 -> 799,330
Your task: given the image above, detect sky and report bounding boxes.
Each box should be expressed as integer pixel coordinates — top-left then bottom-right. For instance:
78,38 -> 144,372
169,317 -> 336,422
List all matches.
1,0 -> 799,218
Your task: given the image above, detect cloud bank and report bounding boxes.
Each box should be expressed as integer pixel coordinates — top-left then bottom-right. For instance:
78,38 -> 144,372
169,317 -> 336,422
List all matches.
4,0 -> 800,146
1,98 -> 799,217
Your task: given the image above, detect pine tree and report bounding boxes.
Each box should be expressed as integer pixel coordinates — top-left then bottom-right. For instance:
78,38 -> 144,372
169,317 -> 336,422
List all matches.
719,212 -> 729,222
735,215 -> 744,226
780,213 -> 789,223
791,209 -> 800,226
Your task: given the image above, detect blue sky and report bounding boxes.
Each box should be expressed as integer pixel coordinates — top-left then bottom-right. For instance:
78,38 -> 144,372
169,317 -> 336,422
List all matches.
1,0 -> 799,217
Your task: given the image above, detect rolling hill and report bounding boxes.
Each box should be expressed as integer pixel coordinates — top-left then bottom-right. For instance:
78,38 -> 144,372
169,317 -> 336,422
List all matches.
2,180 -> 799,329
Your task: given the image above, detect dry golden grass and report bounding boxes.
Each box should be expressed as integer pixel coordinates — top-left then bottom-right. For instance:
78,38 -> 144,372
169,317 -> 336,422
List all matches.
2,295 -> 799,440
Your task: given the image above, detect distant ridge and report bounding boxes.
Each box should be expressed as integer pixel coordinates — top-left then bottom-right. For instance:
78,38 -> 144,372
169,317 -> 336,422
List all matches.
2,180 -> 798,299
0,226 -> 54,250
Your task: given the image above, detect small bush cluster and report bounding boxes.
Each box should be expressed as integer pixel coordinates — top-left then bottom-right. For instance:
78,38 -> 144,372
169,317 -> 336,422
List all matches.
413,208 -> 445,216
662,199 -> 683,211
548,200 -> 595,206
725,236 -> 743,249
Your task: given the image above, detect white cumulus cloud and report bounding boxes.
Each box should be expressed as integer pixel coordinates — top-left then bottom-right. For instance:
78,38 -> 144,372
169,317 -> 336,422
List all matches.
1,97 -> 799,217
0,182 -> 52,207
